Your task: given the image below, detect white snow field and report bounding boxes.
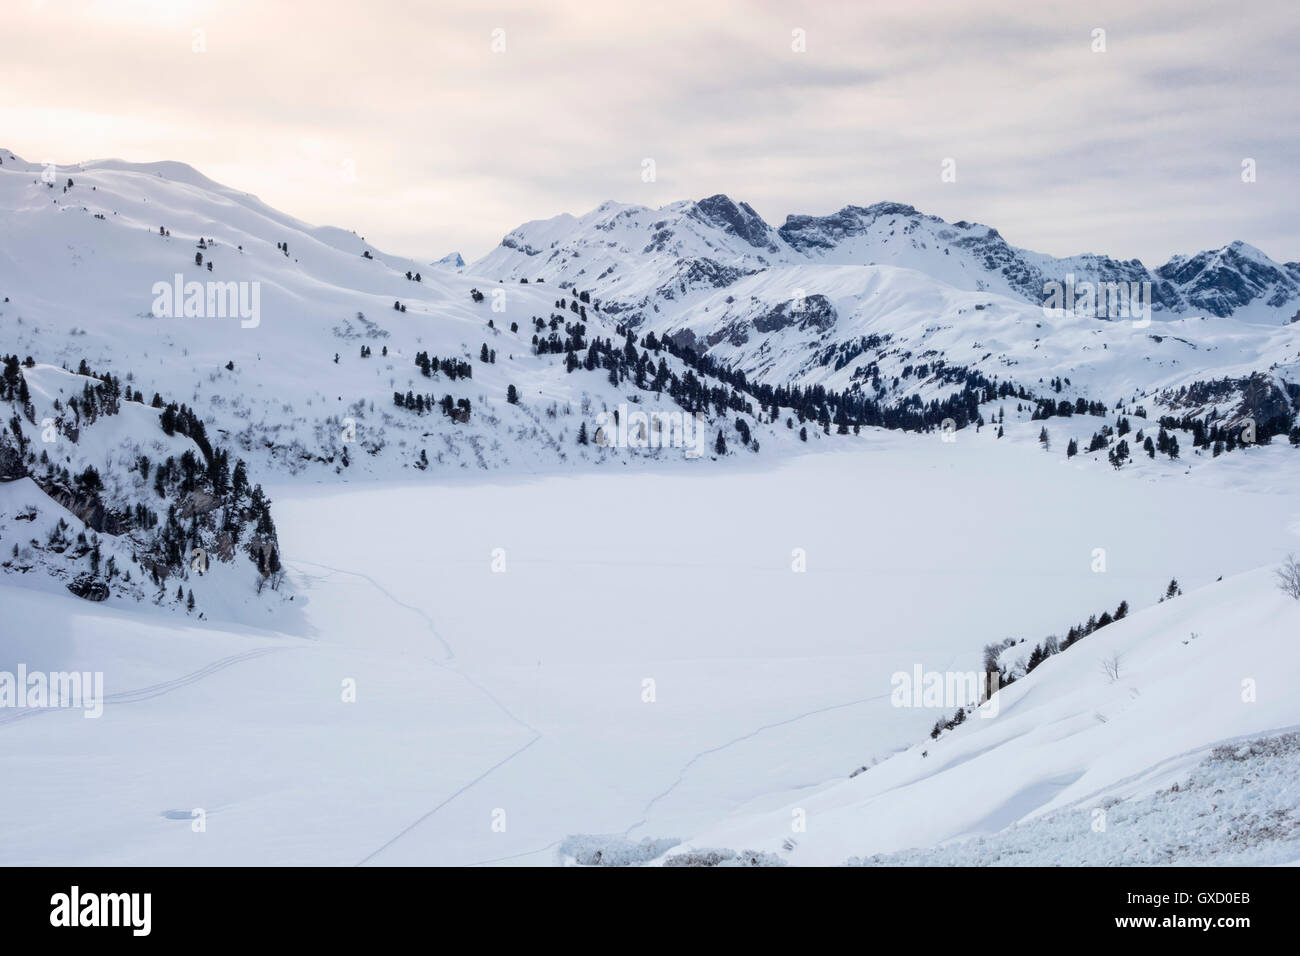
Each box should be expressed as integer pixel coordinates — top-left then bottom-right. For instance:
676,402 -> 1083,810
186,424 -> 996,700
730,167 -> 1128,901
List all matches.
2,430 -> 1298,866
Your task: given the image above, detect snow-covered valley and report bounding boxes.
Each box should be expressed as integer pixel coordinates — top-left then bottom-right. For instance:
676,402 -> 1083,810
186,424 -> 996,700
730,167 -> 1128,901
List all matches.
2,149 -> 1299,867
3,428 -> 1298,865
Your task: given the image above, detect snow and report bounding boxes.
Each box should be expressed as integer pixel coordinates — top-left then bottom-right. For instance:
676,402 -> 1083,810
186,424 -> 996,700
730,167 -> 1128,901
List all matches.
849,733 -> 1300,866
3,430 -> 1299,864
664,565 -> 1300,866
3,150 -> 1300,866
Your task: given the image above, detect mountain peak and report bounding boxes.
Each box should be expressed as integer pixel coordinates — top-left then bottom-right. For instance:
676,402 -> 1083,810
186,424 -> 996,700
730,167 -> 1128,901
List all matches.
688,194 -> 777,250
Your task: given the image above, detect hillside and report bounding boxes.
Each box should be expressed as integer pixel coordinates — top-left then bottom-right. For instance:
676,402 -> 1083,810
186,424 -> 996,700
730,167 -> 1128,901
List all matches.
649,567 -> 1300,866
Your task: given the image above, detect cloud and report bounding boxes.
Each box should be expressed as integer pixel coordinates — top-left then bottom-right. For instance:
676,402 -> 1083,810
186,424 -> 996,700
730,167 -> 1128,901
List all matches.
2,0 -> 1296,264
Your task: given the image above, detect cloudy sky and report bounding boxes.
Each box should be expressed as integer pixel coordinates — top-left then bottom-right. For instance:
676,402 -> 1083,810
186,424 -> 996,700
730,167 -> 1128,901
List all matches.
4,0 -> 1296,265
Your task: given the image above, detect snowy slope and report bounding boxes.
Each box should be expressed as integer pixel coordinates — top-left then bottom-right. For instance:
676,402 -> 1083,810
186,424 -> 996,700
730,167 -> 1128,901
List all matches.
657,567 -> 1300,866
0,150 -> 788,484
856,733 -> 1300,866
1,149 -> 817,618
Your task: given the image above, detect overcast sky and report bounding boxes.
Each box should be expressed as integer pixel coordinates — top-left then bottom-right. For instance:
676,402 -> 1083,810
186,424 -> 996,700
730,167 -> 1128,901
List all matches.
4,0 -> 1296,265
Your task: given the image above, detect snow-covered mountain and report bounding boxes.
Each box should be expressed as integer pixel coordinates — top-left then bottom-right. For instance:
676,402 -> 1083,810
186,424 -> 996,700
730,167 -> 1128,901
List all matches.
432,252 -> 465,270
472,194 -> 1300,434
3,150 -> 1300,868
2,148 -> 1297,630
0,150 -> 814,617
477,194 -> 1300,322
778,203 -> 1300,319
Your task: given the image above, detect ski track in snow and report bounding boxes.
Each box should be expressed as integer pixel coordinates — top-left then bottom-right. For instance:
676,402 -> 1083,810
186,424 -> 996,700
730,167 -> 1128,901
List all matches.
0,646 -> 296,727
285,556 -> 547,864
465,839 -> 563,867
288,557 -> 456,661
620,645 -> 968,840
286,556 -> 541,735
621,688 -> 898,838
353,734 -> 542,867
293,552 -> 965,860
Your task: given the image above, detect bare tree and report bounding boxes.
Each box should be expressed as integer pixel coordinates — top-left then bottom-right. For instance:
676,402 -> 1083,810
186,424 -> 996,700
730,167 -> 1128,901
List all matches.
1276,553 -> 1300,600
1100,652 -> 1122,683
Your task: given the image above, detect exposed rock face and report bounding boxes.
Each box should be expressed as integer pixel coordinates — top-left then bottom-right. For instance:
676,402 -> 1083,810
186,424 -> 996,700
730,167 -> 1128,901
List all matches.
779,202 -> 924,252
655,257 -> 750,300
36,483 -> 126,535
667,328 -> 701,353
1234,373 -> 1294,433
752,294 -> 837,334
780,204 -> 1299,318
67,573 -> 109,602
689,195 -> 780,251
1162,372 -> 1297,439
706,319 -> 751,348
500,235 -> 541,256
0,434 -> 25,481
1156,243 -> 1300,317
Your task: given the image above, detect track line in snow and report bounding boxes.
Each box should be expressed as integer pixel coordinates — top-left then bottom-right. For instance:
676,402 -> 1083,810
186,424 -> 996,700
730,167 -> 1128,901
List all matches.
622,688 -> 897,838
465,839 -> 562,867
286,557 -> 455,661
620,641 -> 970,838
354,733 -> 542,867
286,555 -> 547,863
0,646 -> 296,727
